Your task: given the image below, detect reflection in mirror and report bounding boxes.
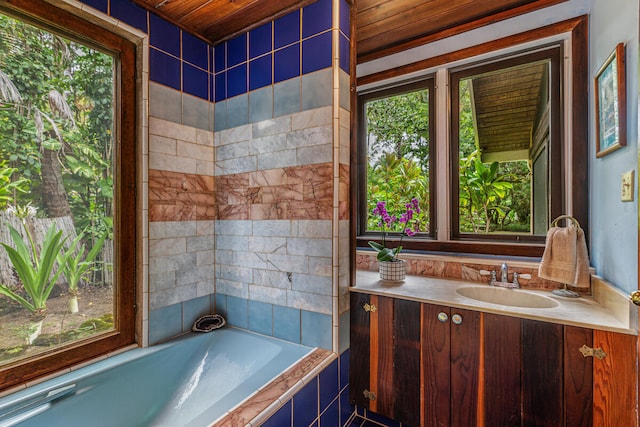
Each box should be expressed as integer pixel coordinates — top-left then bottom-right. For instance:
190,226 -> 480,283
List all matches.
453,46 -> 561,240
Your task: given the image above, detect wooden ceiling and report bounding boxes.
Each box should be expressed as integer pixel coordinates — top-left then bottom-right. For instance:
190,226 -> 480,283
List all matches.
130,0 -> 565,62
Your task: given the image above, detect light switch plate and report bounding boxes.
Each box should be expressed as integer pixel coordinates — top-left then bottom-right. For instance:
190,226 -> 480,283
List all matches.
621,170 -> 634,201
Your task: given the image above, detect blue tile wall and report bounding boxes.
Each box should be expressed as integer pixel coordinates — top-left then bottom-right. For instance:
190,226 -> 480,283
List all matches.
79,0 -> 108,14
149,13 -> 180,57
339,34 -> 350,73
294,377 -> 319,427
182,32 -> 209,70
110,0 -> 148,33
340,0 -> 351,38
301,310 -> 332,349
227,34 -> 248,67
227,64 -> 248,98
225,295 -> 249,329
273,304 -> 301,342
302,32 -> 333,74
149,48 -> 181,90
275,10 -> 301,49
302,0 -> 332,38
212,0 -> 338,105
214,43 -> 226,73
260,350 -> 355,427
182,63 -> 209,100
262,400 -> 292,427
274,43 -> 301,83
248,300 -> 273,335
250,22 -> 273,58
148,303 -> 182,345
249,54 -> 273,91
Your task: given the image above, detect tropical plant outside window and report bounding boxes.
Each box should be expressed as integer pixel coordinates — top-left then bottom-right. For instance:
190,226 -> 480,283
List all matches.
361,81 -> 433,240
0,13 -> 114,365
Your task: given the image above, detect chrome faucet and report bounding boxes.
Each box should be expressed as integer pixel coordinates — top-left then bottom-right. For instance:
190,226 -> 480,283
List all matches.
490,262 -> 519,288
500,263 -> 508,283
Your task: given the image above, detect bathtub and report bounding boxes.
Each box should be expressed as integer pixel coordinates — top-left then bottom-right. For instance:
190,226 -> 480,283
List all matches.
0,328 -> 313,427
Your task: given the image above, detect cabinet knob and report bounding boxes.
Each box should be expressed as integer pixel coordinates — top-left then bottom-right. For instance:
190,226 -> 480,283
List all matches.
363,303 -> 377,312
363,389 -> 377,401
630,290 -> 640,306
579,344 -> 607,360
451,313 -> 463,325
437,312 -> 448,322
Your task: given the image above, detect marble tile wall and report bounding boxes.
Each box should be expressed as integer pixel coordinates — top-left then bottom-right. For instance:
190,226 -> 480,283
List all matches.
356,252 -> 580,292
77,0 -> 352,350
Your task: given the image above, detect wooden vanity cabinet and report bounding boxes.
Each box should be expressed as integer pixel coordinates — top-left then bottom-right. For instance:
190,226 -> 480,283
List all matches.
350,292 -> 421,426
351,290 -> 637,427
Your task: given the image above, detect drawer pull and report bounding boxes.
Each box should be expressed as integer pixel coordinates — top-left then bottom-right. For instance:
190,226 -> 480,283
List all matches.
363,389 -> 377,400
437,312 -> 448,323
452,313 -> 463,325
364,303 -> 377,312
579,344 -> 607,360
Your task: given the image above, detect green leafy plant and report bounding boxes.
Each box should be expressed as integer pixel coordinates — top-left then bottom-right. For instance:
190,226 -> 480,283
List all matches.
57,231 -> 106,313
0,221 -> 70,319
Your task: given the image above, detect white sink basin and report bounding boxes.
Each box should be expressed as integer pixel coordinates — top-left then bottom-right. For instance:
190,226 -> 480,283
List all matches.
456,286 -> 559,309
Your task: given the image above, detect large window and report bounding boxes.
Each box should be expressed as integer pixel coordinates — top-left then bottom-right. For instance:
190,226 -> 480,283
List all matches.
0,1 -> 136,391
356,18 -> 588,258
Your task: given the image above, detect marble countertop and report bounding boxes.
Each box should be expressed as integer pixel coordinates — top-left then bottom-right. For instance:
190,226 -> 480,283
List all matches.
353,270 -> 637,335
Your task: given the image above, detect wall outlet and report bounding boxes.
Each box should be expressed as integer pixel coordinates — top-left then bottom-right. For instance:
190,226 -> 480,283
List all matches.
621,170 -> 634,202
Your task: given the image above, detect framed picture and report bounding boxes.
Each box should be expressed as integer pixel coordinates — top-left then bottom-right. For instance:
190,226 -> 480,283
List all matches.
595,43 -> 626,158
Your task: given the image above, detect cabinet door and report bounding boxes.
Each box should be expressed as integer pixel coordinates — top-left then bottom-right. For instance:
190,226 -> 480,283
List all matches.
349,293 -> 421,426
422,304 -> 480,427
521,319 -> 563,427
592,329 -> 637,427
482,313 -> 521,427
564,326 -> 593,427
349,292 -> 371,409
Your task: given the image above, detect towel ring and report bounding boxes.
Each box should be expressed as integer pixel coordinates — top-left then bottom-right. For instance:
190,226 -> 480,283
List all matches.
550,215 -> 581,229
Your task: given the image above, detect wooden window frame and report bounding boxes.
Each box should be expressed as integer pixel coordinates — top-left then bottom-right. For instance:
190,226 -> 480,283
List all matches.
0,0 -> 137,391
354,16 -> 588,258
356,78 -> 437,247
449,44 -> 563,244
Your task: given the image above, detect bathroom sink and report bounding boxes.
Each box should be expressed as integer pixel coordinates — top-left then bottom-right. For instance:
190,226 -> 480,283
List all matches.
456,286 -> 559,309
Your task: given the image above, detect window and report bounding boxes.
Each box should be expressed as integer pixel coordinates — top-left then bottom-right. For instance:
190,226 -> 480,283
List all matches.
355,18 -> 588,258
357,79 -> 435,241
451,46 -> 562,242
0,1 -> 136,391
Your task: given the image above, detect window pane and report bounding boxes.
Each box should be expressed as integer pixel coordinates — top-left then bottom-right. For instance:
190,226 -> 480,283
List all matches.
457,60 -> 550,236
364,88 -> 431,235
0,13 -> 114,365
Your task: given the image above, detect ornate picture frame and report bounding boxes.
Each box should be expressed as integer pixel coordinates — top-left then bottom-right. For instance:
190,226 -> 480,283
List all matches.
595,43 -> 626,158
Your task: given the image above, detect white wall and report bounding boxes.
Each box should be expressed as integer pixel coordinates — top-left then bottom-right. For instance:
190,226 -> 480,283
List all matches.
357,0 -> 639,293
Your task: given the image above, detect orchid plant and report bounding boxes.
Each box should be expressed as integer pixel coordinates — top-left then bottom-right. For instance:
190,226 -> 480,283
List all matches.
368,198 -> 421,262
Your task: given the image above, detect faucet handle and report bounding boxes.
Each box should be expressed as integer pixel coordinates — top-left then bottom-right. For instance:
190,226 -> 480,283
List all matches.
512,272 -> 519,287
490,270 -> 497,286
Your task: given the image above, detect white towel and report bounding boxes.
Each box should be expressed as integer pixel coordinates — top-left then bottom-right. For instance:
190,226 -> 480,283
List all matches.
538,221 -> 590,289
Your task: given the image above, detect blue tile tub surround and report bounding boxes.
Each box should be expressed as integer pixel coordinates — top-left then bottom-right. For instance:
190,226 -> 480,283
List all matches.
294,377 -> 319,427
149,13 -> 180,56
259,349 -> 354,427
214,295 -> 338,350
